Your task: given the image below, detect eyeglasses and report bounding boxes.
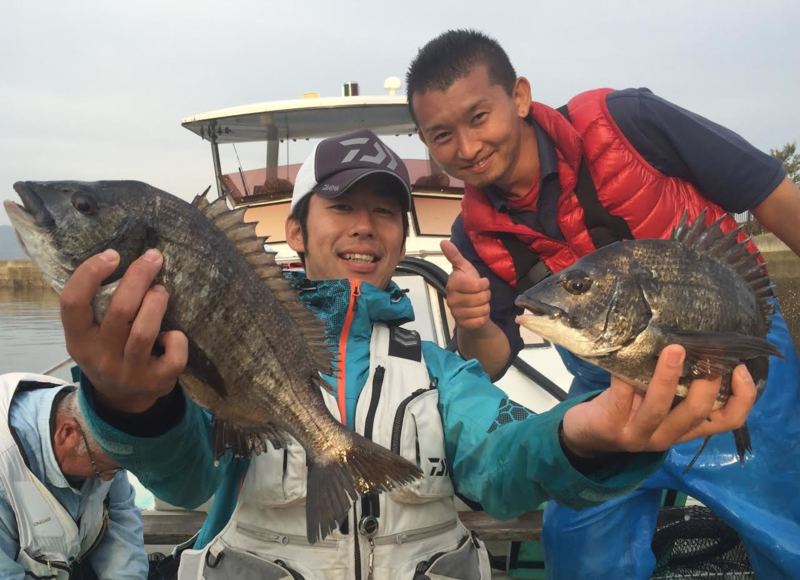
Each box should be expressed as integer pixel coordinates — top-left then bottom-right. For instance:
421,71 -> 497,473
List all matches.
75,423 -> 122,480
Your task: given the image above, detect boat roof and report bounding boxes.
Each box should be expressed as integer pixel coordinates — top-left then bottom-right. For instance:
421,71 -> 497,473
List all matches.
181,95 -> 416,144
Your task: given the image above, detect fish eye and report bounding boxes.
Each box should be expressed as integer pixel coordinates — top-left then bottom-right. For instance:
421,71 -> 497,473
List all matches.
71,193 -> 97,216
562,271 -> 592,295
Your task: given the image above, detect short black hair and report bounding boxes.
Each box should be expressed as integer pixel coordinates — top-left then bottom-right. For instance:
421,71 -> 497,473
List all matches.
289,175 -> 410,267
406,29 -> 517,123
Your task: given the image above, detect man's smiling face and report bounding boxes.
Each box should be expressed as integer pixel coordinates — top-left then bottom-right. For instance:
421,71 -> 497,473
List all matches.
286,176 -> 406,289
412,63 -> 532,195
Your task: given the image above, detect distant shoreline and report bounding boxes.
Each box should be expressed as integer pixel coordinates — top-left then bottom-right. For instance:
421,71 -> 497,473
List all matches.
0,239 -> 797,346
0,260 -> 49,289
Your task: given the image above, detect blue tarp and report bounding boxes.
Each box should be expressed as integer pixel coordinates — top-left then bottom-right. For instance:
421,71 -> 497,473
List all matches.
543,308 -> 800,579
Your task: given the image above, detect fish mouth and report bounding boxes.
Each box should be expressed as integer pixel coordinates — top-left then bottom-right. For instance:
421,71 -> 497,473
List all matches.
10,182 -> 55,228
3,199 -> 34,229
515,295 -> 571,323
2,200 -> 36,258
4,183 -> 53,259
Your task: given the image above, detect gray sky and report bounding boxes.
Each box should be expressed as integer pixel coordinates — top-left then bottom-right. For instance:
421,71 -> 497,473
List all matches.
2,0 -> 798,227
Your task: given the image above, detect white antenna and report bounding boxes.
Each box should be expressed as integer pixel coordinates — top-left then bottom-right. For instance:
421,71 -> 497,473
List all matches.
383,76 -> 402,96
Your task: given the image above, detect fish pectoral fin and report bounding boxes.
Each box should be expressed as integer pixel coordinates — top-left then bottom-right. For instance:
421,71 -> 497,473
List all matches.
663,329 -> 781,378
260,423 -> 289,449
212,419 -> 288,460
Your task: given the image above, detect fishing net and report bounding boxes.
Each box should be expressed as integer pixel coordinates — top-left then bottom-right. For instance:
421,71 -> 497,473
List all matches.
651,506 -> 754,579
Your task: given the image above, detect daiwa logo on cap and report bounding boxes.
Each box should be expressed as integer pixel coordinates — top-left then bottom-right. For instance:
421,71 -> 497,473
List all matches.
290,128 -> 412,211
338,135 -> 399,170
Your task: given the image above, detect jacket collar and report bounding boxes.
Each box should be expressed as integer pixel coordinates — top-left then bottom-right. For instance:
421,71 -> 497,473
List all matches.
287,273 -> 415,338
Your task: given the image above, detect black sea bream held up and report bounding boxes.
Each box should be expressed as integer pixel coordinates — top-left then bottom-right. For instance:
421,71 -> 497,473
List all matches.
516,211 -> 780,465
5,180 -> 422,543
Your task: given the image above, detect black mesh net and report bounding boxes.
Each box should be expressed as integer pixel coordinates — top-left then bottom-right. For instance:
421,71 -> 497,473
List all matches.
651,506 -> 754,579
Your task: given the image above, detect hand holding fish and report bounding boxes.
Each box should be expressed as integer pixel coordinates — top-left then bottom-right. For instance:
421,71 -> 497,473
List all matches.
60,248 -> 188,413
560,345 -> 757,457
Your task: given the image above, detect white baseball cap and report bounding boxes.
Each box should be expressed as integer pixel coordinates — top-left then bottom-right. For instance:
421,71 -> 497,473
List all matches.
291,129 -> 412,212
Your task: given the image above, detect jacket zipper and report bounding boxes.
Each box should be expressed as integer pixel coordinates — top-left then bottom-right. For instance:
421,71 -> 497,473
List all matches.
361,366 -> 385,522
373,517 -> 459,546
236,522 -> 338,548
76,505 -> 109,563
390,388 -> 429,455
363,365 -> 385,440
337,280 -> 361,424
352,503 -> 361,580
340,281 -> 363,579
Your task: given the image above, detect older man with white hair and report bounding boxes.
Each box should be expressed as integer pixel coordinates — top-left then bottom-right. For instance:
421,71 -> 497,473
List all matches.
0,373 -> 147,580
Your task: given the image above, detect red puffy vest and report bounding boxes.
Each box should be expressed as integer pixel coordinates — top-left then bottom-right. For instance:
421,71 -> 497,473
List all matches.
462,88 -> 746,288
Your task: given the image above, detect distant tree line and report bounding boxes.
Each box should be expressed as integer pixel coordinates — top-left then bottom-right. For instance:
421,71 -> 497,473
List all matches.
741,141 -> 800,236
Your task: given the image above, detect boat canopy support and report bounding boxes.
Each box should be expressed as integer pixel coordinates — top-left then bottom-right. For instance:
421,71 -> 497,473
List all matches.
210,134 -> 224,199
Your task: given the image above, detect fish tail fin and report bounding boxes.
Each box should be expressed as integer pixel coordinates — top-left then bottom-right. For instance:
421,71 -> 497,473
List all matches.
732,424 -> 752,463
305,460 -> 358,544
305,435 -> 422,544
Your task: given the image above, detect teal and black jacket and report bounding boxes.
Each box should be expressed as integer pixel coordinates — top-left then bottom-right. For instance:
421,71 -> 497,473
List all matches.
78,277 -> 664,549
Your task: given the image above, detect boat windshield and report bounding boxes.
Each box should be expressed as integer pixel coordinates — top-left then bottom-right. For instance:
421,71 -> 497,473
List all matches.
213,134 -> 460,199
182,96 -> 464,245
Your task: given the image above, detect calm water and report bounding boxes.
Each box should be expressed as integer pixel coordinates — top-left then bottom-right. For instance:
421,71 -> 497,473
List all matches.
0,287 -> 69,375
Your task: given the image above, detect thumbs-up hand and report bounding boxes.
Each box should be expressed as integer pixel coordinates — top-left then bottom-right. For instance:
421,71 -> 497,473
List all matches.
441,240 -> 492,331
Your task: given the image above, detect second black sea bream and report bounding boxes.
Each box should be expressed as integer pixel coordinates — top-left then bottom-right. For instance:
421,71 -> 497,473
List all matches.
516,211 -> 780,464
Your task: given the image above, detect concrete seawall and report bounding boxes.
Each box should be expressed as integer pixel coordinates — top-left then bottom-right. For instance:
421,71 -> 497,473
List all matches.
0,260 -> 49,290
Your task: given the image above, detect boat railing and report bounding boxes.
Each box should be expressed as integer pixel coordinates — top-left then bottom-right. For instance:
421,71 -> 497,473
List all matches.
41,356 -> 76,381
396,256 -> 568,402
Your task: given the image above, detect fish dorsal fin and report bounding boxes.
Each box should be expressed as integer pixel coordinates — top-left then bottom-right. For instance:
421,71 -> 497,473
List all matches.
191,185 -> 213,209
194,190 -> 335,376
671,210 -> 775,322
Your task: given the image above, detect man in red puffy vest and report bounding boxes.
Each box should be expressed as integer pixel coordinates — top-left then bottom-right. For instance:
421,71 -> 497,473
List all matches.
407,29 -> 800,579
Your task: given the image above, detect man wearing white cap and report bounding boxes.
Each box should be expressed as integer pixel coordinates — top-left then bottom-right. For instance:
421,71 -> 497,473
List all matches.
61,130 -> 754,579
